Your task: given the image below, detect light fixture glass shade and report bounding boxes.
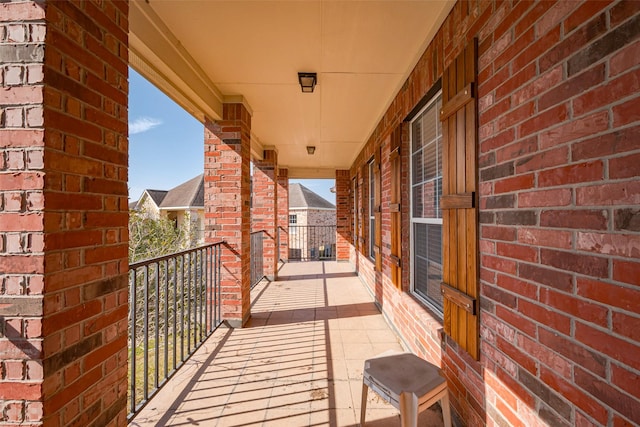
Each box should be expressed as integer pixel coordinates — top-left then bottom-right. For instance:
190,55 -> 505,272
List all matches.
306,146 -> 316,155
298,72 -> 317,93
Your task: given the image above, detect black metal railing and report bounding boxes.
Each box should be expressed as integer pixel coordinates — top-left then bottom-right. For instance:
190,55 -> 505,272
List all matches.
288,225 -> 336,261
278,225 -> 287,263
251,230 -> 265,287
128,242 -> 224,419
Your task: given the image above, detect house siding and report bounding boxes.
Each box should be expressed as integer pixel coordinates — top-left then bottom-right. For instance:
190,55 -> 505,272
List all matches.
349,1 -> 640,426
291,208 -> 337,227
136,192 -> 161,218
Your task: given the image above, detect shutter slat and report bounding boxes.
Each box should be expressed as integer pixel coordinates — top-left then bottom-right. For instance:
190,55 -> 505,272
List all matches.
440,83 -> 474,121
441,282 -> 476,314
441,192 -> 475,209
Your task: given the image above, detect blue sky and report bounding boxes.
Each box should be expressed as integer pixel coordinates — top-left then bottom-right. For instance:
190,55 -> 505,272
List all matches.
128,68 -> 336,205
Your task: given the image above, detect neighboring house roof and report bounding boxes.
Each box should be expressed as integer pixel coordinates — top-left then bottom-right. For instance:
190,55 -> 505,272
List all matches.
146,190 -> 169,206
289,183 -> 335,209
159,174 -> 204,209
131,189 -> 167,212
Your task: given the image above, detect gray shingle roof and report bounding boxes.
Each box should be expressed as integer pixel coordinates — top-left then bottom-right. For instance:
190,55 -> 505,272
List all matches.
159,174 -> 204,208
146,190 -> 168,206
288,183 -> 335,209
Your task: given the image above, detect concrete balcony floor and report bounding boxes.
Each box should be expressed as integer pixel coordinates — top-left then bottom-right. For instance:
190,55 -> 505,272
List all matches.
130,261 -> 446,427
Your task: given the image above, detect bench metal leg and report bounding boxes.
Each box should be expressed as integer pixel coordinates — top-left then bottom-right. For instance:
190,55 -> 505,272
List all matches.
441,391 -> 452,427
360,383 -> 368,426
399,392 -> 418,427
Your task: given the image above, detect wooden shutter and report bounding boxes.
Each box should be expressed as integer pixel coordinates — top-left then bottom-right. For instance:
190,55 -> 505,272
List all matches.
440,40 -> 479,360
352,177 -> 358,247
374,149 -> 382,272
390,126 -> 402,288
358,167 -> 365,253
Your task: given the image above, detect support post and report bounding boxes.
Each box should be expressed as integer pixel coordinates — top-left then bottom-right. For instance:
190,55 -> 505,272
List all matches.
251,150 -> 278,280
277,168 -> 289,264
204,104 -> 252,327
336,170 -> 352,261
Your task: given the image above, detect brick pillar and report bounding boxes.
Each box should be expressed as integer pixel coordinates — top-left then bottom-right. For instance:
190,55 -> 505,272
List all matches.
251,150 -> 278,280
335,170 -> 352,261
204,104 -> 251,327
0,1 -> 129,425
277,168 -> 289,262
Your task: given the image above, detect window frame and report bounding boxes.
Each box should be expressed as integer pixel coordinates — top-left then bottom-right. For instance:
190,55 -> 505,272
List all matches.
409,90 -> 444,316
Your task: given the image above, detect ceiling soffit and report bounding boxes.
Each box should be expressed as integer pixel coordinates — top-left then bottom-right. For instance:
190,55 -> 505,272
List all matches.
129,1 -> 455,178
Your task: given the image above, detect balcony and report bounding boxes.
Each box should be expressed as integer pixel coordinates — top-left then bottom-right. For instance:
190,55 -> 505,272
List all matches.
129,261 -> 447,426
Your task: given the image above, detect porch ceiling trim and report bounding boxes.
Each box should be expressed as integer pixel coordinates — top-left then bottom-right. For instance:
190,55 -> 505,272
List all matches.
129,0 -> 224,122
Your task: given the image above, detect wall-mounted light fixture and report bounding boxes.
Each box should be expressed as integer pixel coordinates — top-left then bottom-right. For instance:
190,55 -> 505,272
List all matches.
298,72 -> 317,93
306,146 -> 316,155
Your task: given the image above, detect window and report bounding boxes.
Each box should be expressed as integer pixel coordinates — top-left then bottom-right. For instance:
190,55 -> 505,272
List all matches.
368,159 -> 375,261
289,214 -> 297,235
410,92 -> 443,312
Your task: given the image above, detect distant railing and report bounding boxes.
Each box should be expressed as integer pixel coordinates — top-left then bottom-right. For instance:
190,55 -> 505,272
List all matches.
288,225 -> 336,261
278,225 -> 287,263
251,230 -> 265,287
128,242 -> 224,419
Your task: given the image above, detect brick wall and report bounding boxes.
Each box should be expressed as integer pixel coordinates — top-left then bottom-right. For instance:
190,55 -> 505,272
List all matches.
1,2 -> 47,424
2,1 -> 130,426
204,103 -> 252,327
335,170 -> 351,261
277,168 -> 288,262
43,1 -> 130,425
251,150 -> 278,279
349,1 -> 640,425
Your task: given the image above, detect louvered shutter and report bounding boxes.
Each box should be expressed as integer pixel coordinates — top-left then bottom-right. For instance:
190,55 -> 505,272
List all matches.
390,126 -> 402,288
373,149 -> 382,271
358,166 -> 365,253
352,177 -> 358,247
439,40 -> 480,360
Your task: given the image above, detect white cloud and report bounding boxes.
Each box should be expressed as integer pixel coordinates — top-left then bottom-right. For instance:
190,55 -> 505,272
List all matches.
130,117 -> 162,135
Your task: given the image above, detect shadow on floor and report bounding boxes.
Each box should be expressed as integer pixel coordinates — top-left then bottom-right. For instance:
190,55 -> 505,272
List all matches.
129,262 -> 445,427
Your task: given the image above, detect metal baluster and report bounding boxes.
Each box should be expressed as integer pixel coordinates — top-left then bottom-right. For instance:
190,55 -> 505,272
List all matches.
143,265 -> 149,400
187,251 -> 192,354
196,249 -> 202,343
205,248 -> 209,334
154,262 -> 160,388
209,246 -> 214,332
164,258 -> 169,379
129,268 -> 137,414
172,257 -> 177,371
217,244 -> 221,326
180,254 -> 185,362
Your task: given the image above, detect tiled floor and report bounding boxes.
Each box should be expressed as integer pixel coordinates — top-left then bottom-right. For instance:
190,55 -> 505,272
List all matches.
130,261 -> 445,427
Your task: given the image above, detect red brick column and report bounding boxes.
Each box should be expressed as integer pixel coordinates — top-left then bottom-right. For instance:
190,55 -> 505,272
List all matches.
277,168 -> 289,262
1,1 -> 129,425
251,150 -> 278,280
204,104 -> 252,327
335,170 -> 352,261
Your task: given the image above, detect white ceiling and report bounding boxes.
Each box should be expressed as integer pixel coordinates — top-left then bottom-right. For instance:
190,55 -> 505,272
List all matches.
129,0 -> 454,178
